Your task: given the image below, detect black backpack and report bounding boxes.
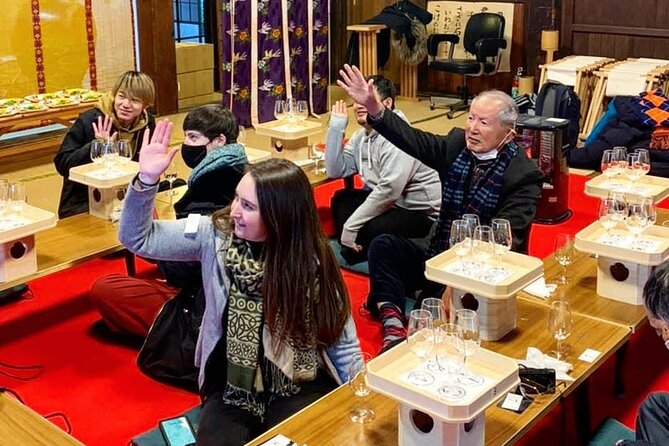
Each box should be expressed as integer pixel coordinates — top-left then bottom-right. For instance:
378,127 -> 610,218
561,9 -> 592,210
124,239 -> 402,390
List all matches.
535,81 -> 581,150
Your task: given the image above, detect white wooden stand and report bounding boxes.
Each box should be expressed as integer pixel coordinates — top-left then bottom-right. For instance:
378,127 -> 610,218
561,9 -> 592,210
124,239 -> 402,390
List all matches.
68,162 -> 138,220
399,405 -> 484,446
596,257 -> 650,305
0,236 -> 36,282
450,289 -> 517,341
88,186 -> 124,220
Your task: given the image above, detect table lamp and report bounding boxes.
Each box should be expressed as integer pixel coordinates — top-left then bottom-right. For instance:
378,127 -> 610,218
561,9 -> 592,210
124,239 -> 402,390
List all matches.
541,30 -> 559,64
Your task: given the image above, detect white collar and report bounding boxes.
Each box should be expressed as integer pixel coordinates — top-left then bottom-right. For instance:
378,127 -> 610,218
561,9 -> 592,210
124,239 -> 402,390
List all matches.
471,148 -> 498,161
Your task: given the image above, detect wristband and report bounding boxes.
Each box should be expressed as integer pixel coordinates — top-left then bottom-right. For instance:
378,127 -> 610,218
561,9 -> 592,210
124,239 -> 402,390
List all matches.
135,174 -> 160,188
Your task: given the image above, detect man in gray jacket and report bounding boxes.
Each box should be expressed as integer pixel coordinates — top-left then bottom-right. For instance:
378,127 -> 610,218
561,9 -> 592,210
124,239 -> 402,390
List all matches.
325,75 -> 441,264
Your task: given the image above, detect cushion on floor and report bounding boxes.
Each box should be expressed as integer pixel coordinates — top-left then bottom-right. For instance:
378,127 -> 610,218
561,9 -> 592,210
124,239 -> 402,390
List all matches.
588,418 -> 635,445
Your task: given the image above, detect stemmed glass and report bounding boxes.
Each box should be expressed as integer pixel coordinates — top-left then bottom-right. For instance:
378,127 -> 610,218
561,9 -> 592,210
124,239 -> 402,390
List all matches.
600,149 -> 616,182
548,301 -> 572,361
491,218 -> 512,266
0,179 -> 8,221
348,352 -> 375,424
462,214 -> 480,234
640,197 -> 657,230
237,125 -> 246,146
612,146 -> 628,176
435,323 -> 465,375
626,201 -> 649,248
296,100 -> 309,123
273,100 -> 286,122
553,233 -> 574,284
407,309 -> 435,362
625,153 -> 643,191
309,143 -> 326,174
164,162 -> 178,200
90,140 -> 103,165
609,192 -> 628,227
117,140 -> 132,165
101,141 -> 118,173
455,309 -> 480,370
635,149 -> 651,177
421,297 -> 446,329
449,219 -> 471,273
9,182 -> 26,216
285,98 -> 297,124
472,225 -> 494,270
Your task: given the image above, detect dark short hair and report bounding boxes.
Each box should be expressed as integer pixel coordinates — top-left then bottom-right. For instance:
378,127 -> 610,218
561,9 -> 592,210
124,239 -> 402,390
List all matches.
365,75 -> 396,110
183,104 -> 239,143
644,262 -> 669,323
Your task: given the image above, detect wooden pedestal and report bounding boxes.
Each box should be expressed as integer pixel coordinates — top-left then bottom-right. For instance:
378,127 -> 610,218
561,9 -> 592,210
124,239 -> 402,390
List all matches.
88,186 -> 124,220
0,236 -> 36,282
450,289 -> 517,341
596,256 -> 650,305
399,405 -> 484,446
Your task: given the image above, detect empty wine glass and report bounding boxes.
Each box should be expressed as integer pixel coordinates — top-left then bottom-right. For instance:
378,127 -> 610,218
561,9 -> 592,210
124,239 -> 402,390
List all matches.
491,218 -> 512,266
309,143 -> 326,174
449,219 -> 471,273
164,162 -> 178,200
462,214 -> 480,234
635,148 -> 651,177
117,140 -> 132,165
296,100 -> 309,123
273,100 -> 286,122
554,233 -> 574,284
626,153 -> 643,191
9,182 -> 26,216
640,196 -> 657,230
348,352 -> 375,424
626,201 -> 649,248
609,192 -> 628,226
548,301 -> 572,361
600,149 -> 616,181
237,125 -> 246,146
598,197 -> 618,241
407,309 -> 434,362
90,140 -> 103,164
612,146 -> 628,176
101,141 -> 118,173
435,323 -> 465,375
0,179 -> 9,222
285,97 -> 297,124
455,309 -> 480,369
421,297 -> 446,329
472,225 -> 494,269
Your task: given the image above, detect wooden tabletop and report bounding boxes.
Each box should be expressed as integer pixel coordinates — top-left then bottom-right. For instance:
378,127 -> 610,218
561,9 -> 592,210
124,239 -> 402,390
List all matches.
0,392 -> 84,446
0,102 -> 92,136
247,299 -> 630,446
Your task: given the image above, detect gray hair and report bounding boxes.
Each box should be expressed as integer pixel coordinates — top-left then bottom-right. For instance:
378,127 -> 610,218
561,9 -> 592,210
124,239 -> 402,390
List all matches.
471,90 -> 519,127
644,261 -> 669,323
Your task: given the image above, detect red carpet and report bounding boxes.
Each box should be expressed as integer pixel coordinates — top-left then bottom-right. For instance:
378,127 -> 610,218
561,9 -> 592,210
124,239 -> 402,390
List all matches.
1,173 -> 667,444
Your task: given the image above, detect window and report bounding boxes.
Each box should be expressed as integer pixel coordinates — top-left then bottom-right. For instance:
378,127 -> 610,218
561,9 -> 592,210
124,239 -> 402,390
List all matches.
173,0 -> 205,42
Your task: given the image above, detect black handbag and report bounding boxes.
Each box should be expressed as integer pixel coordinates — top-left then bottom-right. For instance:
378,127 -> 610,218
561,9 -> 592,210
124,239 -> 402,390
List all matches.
137,286 -> 204,393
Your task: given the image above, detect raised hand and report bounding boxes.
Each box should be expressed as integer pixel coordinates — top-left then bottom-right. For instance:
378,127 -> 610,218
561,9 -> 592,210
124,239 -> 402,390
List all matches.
137,119 -> 177,184
336,64 -> 383,117
92,115 -> 118,142
331,99 -> 348,118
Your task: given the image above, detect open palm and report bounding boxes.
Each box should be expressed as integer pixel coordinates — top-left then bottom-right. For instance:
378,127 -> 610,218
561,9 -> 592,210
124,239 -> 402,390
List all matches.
138,119 -> 178,183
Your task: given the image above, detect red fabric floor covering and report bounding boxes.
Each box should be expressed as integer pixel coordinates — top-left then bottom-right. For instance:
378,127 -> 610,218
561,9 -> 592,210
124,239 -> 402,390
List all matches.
1,173 -> 667,444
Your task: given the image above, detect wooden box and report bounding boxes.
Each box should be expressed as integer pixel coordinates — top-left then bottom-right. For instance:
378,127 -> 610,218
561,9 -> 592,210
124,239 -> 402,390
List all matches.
575,221 -> 669,304
69,161 -> 138,189
175,42 -> 214,73
253,120 -> 322,150
584,174 -> 669,202
0,205 -> 57,283
450,290 -> 517,341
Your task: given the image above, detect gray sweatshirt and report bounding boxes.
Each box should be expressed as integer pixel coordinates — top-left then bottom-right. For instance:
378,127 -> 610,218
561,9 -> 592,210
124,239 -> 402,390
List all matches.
325,109 -> 441,245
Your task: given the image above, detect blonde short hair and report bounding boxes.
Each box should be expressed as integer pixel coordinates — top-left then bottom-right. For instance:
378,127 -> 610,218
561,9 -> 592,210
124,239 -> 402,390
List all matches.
112,71 -> 155,107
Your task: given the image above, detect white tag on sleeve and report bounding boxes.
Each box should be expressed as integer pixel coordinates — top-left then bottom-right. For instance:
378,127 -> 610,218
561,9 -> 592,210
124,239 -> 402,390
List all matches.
184,213 -> 201,234
501,393 -> 523,411
578,348 -> 601,363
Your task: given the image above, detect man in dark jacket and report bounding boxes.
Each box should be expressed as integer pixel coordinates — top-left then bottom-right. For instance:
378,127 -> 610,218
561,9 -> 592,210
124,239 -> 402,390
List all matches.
54,71 -> 156,218
338,64 -> 543,350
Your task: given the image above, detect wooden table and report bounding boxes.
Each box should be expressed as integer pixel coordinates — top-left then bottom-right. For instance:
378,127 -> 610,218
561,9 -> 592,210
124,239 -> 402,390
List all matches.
0,102 -> 92,137
247,299 -> 630,446
0,392 -> 83,446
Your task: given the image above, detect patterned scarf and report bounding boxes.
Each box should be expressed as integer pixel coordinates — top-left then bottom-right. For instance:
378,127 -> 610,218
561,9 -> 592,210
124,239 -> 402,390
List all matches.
188,143 -> 248,187
426,142 -> 518,258
222,237 -> 318,419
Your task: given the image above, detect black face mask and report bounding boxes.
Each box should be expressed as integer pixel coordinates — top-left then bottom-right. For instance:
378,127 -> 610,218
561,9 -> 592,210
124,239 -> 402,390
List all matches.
181,143 -> 208,168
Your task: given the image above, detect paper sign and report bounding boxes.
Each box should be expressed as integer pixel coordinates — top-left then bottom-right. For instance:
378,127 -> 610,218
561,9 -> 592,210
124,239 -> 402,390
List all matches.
184,213 -> 201,234
501,392 -> 523,411
578,348 -> 601,363
259,434 -> 295,446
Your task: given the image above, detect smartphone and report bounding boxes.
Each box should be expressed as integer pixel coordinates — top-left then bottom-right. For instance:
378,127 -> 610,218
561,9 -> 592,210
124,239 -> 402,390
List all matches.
159,416 -> 197,446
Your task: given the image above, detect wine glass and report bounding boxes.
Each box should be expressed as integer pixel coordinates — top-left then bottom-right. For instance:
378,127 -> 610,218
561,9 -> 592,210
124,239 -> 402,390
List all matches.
626,201 -> 649,248
0,179 -> 9,222
609,192 -> 628,226
472,225 -> 494,270
625,153 -> 643,191
9,182 -> 26,216
407,309 -> 434,362
462,214 -> 480,234
455,309 -> 480,369
90,140 -> 103,164
348,352 -> 375,424
635,148 -> 651,177
553,233 -> 574,284
421,297 -> 446,329
449,219 -> 471,273
612,146 -> 628,176
598,197 -> 618,241
237,125 -> 246,146
640,196 -> 657,230
117,140 -> 132,165
600,149 -> 616,181
164,162 -> 178,200
435,323 -> 465,375
548,301 -> 572,361
309,143 -> 326,174
296,100 -> 309,123
491,218 -> 512,266
273,100 -> 286,122
285,97 -> 297,124
101,141 -> 118,173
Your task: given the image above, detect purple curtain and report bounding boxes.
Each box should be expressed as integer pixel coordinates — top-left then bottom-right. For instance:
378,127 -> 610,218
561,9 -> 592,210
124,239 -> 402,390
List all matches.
219,0 -> 329,127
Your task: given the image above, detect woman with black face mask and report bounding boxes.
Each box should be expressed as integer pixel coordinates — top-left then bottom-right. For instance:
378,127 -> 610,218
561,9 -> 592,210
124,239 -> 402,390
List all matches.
89,105 -> 248,390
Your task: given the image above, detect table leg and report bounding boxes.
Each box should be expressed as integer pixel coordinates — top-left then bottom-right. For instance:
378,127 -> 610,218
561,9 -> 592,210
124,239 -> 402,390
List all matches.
575,380 -> 591,445
123,249 -> 136,277
614,340 -> 628,399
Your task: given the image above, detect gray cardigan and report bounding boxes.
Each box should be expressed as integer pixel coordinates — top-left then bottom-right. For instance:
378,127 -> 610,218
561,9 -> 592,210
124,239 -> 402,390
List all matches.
119,181 -> 362,388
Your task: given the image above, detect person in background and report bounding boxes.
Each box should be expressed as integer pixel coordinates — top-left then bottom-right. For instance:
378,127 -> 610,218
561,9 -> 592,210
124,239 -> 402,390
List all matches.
89,104 -> 247,341
618,261 -> 669,446
325,75 -> 441,264
54,70 -> 156,218
119,120 -> 360,446
338,64 -> 543,351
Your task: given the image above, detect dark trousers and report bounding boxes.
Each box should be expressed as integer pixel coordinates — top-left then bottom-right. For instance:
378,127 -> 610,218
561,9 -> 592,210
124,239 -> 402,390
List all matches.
196,373 -> 338,446
620,392 -> 669,446
366,234 -> 443,318
331,188 -> 434,257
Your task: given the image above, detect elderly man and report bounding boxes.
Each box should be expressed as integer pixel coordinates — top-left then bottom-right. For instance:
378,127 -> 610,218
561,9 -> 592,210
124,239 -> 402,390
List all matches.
619,262 -> 669,446
338,64 -> 544,350
326,74 -> 441,264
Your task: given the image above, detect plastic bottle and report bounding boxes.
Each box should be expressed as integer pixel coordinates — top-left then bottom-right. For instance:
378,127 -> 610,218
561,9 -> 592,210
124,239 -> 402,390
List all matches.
511,67 -> 522,98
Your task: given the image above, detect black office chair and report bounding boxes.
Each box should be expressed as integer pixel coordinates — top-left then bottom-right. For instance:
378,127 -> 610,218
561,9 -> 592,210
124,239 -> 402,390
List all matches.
427,12 -> 507,119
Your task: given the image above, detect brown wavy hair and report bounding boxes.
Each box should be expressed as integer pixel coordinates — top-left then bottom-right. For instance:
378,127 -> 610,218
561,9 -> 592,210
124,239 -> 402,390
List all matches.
212,158 -> 350,348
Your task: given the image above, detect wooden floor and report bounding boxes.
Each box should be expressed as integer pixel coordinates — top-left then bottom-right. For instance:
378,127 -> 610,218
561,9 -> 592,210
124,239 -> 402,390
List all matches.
0,93 -> 466,216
